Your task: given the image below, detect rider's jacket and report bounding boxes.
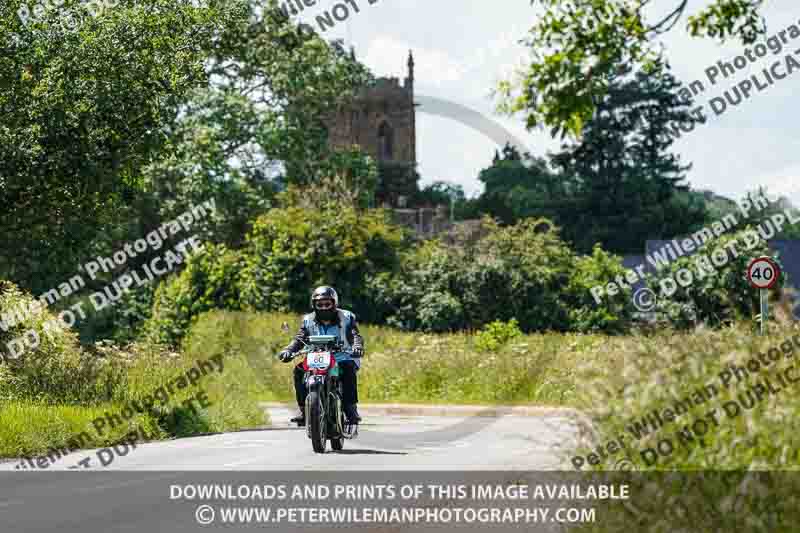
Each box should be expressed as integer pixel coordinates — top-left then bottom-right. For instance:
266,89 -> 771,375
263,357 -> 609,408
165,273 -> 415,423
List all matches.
284,309 -> 364,368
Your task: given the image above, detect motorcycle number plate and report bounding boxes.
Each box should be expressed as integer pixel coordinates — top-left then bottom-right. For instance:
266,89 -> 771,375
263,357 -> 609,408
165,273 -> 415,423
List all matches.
307,351 -> 331,369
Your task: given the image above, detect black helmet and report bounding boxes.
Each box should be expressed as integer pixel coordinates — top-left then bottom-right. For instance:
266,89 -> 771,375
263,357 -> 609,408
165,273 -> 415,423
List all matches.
310,286 -> 338,310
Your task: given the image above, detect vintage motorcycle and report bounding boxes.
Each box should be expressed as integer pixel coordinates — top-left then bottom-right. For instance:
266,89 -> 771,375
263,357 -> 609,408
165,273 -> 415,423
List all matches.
279,331 -> 358,453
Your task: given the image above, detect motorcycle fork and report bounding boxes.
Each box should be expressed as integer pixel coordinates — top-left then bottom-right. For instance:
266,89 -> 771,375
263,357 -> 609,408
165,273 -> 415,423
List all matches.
330,376 -> 344,437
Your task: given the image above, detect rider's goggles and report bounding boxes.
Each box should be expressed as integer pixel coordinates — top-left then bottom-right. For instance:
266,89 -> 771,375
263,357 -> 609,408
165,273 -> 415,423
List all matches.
314,299 -> 334,310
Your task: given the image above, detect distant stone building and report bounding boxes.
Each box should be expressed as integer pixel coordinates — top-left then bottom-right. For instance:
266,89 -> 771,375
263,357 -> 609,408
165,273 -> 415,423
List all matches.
391,205 -> 450,238
325,51 -> 419,206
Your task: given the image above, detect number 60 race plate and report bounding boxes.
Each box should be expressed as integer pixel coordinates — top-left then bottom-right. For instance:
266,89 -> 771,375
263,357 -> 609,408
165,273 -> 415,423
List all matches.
308,351 -> 331,369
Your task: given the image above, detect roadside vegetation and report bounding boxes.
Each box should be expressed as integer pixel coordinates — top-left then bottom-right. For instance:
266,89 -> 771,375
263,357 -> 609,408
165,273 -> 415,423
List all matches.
0,282 -> 267,460
572,316 -> 800,531
184,310 -> 600,407
2,0 -> 798,500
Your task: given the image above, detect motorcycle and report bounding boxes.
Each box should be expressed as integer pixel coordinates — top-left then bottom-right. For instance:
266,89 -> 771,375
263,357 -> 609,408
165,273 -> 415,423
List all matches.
279,330 -> 358,453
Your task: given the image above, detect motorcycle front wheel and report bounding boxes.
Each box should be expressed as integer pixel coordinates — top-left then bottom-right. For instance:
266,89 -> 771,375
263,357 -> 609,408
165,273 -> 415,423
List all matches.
331,407 -> 344,451
307,390 -> 327,453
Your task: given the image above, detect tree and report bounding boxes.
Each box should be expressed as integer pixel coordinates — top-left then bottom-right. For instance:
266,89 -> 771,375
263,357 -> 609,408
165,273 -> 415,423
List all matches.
0,0 -> 228,294
140,6 -> 375,247
476,143 -> 569,225
498,0 -> 767,137
549,60 -> 707,253
0,0 -> 377,294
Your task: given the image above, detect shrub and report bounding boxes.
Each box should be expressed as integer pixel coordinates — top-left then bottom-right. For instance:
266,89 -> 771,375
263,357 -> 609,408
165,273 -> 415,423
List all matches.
144,243 -> 245,346
417,292 -> 465,333
365,217 -> 628,334
238,205 -> 405,315
137,211 -> 637,338
563,245 -> 634,333
0,281 -> 123,404
72,283 -> 157,345
474,319 -> 522,352
645,226 -> 783,328
456,218 -> 577,331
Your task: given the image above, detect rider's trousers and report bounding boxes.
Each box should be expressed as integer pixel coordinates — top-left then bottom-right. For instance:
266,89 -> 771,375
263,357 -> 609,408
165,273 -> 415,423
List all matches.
293,360 -> 358,408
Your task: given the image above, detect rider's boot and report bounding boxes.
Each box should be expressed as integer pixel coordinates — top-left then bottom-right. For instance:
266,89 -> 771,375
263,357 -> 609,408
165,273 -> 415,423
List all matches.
290,405 -> 305,426
343,403 -> 361,424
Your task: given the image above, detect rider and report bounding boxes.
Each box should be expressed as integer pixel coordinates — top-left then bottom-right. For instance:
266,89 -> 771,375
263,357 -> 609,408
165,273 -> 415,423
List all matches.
278,286 -> 364,426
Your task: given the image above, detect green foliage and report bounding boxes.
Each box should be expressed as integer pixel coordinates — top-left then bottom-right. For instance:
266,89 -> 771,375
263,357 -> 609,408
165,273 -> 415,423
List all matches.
186,309 -> 601,406
0,281 -> 123,404
0,281 -> 267,458
572,322 -> 800,531
416,292 -> 465,333
71,283 -> 157,345
474,319 -> 523,352
144,205 -> 405,346
477,144 -> 567,225
646,227 -> 783,328
142,212 -> 633,341
0,336 -> 268,458
0,0 -> 227,294
0,400 -> 164,460
144,244 -> 245,347
563,245 -> 635,333
239,205 -> 404,316
95,338 -> 267,441
411,180 -> 476,217
548,60 -> 708,254
498,0 -> 766,138
0,0 -> 378,297
369,217 -> 632,334
480,61 -> 711,255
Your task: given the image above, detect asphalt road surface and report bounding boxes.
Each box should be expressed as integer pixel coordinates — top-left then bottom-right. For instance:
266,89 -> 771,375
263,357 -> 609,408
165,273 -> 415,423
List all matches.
1,405 -> 585,471
0,406 -> 589,533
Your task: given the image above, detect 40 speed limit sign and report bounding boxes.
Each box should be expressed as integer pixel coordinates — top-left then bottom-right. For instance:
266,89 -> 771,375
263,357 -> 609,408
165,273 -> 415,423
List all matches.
747,256 -> 780,290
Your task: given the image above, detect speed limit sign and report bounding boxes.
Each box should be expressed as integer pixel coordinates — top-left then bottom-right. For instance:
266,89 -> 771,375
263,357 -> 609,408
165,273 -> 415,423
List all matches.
747,256 -> 780,290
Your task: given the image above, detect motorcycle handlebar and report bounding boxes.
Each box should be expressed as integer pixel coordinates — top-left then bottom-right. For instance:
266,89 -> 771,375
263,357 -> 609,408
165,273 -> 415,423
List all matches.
279,341 -> 348,359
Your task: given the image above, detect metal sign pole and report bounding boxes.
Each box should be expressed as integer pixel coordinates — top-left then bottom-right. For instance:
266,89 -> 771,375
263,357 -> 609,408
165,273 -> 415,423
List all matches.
748,256 -> 779,336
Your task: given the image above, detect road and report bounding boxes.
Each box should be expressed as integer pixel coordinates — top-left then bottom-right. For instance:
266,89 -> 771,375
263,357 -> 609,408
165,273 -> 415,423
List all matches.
0,406 -> 589,533
1,405 -> 585,471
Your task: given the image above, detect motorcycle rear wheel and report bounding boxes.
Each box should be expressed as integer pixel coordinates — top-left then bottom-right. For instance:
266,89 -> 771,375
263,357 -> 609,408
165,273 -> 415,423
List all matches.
307,391 -> 326,453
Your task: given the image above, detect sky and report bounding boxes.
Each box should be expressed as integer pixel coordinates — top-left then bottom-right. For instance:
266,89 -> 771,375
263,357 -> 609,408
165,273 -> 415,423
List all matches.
281,0 -> 800,203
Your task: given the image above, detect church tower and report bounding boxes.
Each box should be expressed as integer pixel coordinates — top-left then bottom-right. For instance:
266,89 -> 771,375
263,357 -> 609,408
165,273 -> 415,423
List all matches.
326,51 -> 419,206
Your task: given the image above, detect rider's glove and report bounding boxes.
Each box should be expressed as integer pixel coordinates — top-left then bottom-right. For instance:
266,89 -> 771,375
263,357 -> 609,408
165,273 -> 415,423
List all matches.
352,345 -> 363,358
278,350 -> 294,363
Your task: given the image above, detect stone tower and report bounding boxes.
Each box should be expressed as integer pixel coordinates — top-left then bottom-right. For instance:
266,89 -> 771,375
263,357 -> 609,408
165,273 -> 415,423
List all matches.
326,51 -> 419,206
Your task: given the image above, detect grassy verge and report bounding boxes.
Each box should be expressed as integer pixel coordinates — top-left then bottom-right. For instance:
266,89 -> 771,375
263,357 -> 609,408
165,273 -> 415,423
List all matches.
0,401 -> 162,461
568,321 -> 800,470
569,321 -> 800,532
1,331 -> 269,460
182,309 -> 606,406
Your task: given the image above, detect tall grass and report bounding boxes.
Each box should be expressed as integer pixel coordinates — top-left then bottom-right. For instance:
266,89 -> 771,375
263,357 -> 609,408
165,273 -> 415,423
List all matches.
569,321 -> 800,532
0,283 -> 268,459
0,340 -> 269,459
182,310 -> 604,406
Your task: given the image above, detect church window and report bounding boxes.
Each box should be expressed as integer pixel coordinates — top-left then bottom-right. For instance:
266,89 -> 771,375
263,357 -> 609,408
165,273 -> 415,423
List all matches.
378,121 -> 394,160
